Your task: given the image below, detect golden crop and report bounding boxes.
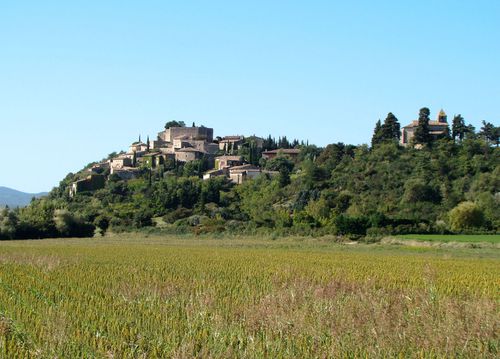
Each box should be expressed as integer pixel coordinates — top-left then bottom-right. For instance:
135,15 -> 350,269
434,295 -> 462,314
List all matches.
0,236 -> 498,358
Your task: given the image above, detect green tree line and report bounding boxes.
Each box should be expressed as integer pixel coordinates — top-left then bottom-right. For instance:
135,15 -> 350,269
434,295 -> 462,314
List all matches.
1,110 -> 498,239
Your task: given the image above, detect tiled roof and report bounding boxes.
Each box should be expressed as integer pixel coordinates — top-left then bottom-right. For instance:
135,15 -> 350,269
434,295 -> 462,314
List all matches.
263,148 -> 301,154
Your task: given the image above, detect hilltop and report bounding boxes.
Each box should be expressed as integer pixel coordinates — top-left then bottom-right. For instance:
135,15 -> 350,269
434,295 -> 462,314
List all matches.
0,110 -> 499,240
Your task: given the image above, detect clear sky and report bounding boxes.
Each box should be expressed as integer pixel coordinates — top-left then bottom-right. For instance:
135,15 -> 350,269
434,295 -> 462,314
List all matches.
1,0 -> 499,193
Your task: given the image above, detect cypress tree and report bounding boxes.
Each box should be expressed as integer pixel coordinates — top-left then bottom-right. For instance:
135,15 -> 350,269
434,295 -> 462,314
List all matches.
414,107 -> 432,145
452,115 -> 466,142
381,112 -> 401,141
371,120 -> 383,147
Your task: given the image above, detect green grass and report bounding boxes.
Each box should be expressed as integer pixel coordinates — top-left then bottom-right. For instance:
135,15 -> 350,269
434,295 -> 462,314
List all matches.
395,234 -> 500,243
0,235 -> 499,357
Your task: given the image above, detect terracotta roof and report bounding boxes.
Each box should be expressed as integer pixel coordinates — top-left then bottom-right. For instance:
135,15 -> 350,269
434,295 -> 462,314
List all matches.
204,169 -> 225,175
221,136 -> 244,141
403,120 -> 449,128
216,155 -> 243,161
230,164 -> 261,172
176,148 -> 205,153
263,148 -> 301,154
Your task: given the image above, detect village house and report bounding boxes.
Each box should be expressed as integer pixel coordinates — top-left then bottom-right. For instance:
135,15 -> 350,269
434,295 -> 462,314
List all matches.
215,155 -> 244,170
174,147 -> 206,162
262,148 -> 301,162
111,167 -> 140,180
218,135 -> 245,151
109,155 -> 133,170
69,174 -> 105,197
88,162 -> 110,174
228,164 -> 261,184
401,109 -> 449,145
141,152 -> 167,168
129,141 -> 148,153
203,168 -> 228,180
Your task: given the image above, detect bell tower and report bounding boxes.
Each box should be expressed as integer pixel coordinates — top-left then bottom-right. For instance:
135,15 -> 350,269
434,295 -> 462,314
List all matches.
437,109 -> 447,123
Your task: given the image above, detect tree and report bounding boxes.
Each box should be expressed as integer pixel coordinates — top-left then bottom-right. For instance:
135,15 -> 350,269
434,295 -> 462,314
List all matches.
479,120 -> 500,146
413,107 -> 432,145
371,120 -> 383,147
0,208 -> 18,239
146,136 -> 150,152
53,209 -> 95,237
448,201 -> 485,232
164,121 -> 186,129
452,115 -> 466,142
380,112 -> 401,142
192,122 -> 196,127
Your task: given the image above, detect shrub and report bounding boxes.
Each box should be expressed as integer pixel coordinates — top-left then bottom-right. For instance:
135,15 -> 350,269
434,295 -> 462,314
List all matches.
448,201 -> 485,232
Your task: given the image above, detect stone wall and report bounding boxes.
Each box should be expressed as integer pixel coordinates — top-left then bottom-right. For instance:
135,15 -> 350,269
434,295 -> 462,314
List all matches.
161,127 -> 214,143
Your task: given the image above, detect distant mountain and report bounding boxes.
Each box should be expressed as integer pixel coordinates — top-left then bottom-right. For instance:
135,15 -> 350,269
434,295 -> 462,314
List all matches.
0,187 -> 48,208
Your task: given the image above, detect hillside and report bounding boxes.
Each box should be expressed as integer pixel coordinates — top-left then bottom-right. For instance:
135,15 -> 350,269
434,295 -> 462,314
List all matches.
0,186 -> 47,208
1,114 -> 499,240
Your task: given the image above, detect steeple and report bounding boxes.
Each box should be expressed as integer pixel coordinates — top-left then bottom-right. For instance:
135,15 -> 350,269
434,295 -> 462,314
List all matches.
437,109 -> 447,123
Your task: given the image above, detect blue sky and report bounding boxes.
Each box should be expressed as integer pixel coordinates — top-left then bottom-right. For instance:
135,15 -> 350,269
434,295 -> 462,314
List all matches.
1,0 -> 499,192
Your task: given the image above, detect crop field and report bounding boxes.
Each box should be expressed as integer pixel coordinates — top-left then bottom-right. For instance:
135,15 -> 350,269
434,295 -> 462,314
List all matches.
395,234 -> 500,244
0,235 -> 499,358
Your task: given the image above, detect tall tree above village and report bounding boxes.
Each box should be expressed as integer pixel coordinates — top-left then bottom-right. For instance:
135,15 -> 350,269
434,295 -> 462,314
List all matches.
479,120 -> 500,146
165,121 -> 186,129
452,114 -> 466,142
380,112 -> 401,141
371,120 -> 383,147
413,107 -> 432,145
464,124 -> 477,140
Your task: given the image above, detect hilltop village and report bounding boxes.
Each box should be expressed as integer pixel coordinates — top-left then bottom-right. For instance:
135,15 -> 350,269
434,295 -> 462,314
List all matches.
3,107 -> 498,240
69,109 -> 487,196
70,122 -> 302,196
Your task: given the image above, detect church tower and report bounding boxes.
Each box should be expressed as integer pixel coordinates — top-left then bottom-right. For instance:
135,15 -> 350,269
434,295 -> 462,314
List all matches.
437,109 -> 447,123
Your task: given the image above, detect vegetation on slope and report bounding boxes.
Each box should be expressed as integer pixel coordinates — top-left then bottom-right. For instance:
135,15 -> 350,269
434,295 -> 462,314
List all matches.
1,113 -> 499,239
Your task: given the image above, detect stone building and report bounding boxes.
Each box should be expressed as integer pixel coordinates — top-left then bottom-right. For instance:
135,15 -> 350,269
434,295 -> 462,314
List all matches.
203,168 -> 228,180
401,109 -> 449,145
215,155 -> 244,170
262,148 -> 301,162
110,155 -> 133,170
158,126 -> 213,143
70,174 -> 105,197
229,164 -> 261,184
111,167 -> 140,180
129,141 -> 148,153
218,136 -> 245,151
174,148 -> 206,162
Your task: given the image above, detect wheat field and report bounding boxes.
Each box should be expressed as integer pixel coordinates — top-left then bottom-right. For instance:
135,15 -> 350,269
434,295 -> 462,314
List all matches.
0,235 -> 498,358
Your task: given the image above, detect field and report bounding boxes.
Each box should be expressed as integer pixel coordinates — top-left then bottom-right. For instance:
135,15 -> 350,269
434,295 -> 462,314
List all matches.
0,235 -> 499,358
395,234 -> 500,244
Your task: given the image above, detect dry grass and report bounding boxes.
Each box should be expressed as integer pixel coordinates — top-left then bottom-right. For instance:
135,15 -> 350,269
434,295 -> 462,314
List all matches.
0,235 -> 498,357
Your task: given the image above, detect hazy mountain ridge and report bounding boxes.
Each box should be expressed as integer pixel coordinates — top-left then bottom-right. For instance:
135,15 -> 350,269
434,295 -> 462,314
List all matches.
0,186 -> 48,208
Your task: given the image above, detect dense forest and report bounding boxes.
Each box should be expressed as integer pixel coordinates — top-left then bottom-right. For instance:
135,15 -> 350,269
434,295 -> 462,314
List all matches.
1,110 -> 499,240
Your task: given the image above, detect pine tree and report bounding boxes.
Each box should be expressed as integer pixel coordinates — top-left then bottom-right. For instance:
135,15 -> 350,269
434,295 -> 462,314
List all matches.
464,124 -> 476,140
479,120 -> 498,145
413,107 -> 432,145
371,120 -> 383,147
